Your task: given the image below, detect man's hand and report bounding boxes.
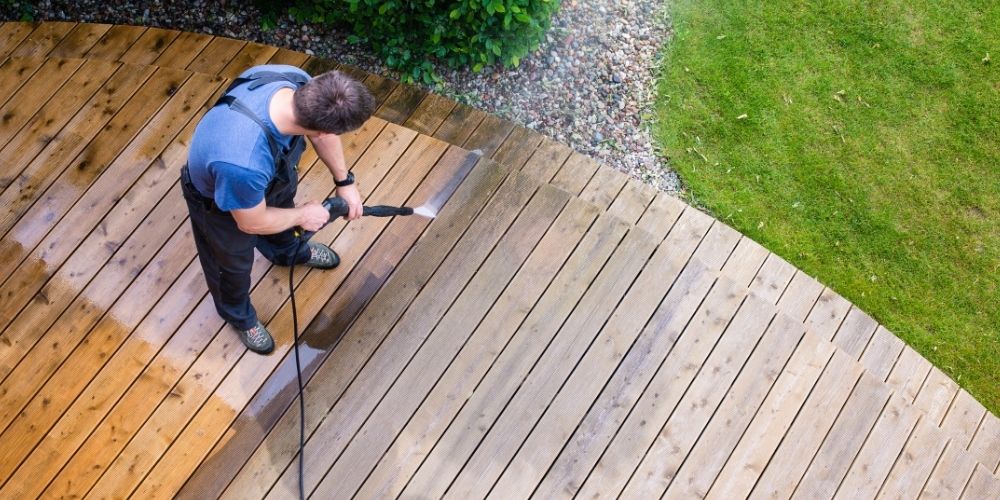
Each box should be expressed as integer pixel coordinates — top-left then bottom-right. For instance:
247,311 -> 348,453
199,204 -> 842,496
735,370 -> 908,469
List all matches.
337,184 -> 363,220
298,200 -> 331,231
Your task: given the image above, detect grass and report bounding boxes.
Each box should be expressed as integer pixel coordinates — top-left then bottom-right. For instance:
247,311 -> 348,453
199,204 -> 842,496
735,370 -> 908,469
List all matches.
654,0 -> 999,413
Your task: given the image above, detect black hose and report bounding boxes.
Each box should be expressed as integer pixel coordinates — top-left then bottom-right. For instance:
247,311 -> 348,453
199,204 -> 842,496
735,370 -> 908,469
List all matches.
289,240 -> 306,500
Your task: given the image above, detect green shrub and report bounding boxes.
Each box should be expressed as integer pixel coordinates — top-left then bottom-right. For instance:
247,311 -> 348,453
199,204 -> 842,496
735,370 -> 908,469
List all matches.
259,0 -> 561,83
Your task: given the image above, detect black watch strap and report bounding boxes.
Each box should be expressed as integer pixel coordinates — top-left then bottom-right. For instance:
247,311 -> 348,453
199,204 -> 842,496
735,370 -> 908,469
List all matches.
334,171 -> 355,187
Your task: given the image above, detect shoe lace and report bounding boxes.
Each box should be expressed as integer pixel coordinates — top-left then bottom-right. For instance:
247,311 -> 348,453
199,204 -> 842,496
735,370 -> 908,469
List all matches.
310,244 -> 333,265
244,324 -> 268,345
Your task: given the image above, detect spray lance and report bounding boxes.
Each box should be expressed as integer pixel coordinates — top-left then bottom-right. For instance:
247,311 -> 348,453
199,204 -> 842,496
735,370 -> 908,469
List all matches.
294,196 -> 417,240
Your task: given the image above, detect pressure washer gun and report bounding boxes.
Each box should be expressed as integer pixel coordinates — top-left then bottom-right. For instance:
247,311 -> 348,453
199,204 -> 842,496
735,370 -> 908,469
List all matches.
295,196 -> 414,241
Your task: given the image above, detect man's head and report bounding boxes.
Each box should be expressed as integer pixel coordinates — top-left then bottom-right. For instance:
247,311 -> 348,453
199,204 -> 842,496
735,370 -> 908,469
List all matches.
293,70 -> 375,135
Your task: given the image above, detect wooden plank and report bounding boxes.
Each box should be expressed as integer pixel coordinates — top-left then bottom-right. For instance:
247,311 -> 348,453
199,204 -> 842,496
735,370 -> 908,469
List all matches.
493,222 -> 738,499
749,252 -> 796,304
834,395 -> 921,500
375,83 -> 427,126
0,57 -> 45,112
433,103 -> 487,145
832,306 -> 879,359
28,121 -> 382,500
536,275 -> 750,499
914,366 -> 961,426
706,331 -> 837,500
362,72 -> 399,108
9,22 -> 74,57
84,24 -> 146,61
0,22 -> 35,60
47,22 -> 111,58
719,237 -> 769,288
266,47 -> 310,67
306,183 -> 571,499
153,31 -> 213,69
463,114 -> 515,158
0,68 -> 198,335
332,62 -> 370,81
624,313 -> 806,500
805,287 -> 852,340
519,137 -> 573,183
961,464 -> 1000,499
941,390 -> 987,449
0,57 -> 83,156
876,418 -> 950,499
576,293 -> 779,499
792,373 -> 893,499
749,350 -> 865,499
401,92 -> 457,136
185,36 -> 245,74
403,224 -> 659,500
921,441 -> 979,500
607,177 -> 657,225
886,345 -> 933,405
968,415 -> 1000,472
60,123 -> 416,498
492,125 -> 543,170
776,270 -> 825,321
636,193 -> 687,242
354,209 -> 628,500
860,325 -> 906,382
550,151 -> 600,195
218,42 -> 280,79
0,58 -> 118,202
579,164 -> 628,210
118,27 -> 180,65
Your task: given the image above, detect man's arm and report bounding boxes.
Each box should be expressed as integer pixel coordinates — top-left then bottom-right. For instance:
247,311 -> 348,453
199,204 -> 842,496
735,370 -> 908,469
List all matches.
309,133 -> 363,220
231,198 -> 329,235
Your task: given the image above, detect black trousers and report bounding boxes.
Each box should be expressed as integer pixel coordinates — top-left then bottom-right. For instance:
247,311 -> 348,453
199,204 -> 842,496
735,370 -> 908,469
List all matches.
181,166 -> 310,330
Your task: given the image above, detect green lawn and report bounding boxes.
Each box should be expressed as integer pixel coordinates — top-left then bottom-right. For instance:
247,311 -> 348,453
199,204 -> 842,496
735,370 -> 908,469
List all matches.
655,0 -> 999,413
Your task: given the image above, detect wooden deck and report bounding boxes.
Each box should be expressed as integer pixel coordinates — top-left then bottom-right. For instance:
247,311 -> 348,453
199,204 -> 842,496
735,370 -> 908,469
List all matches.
0,21 -> 998,499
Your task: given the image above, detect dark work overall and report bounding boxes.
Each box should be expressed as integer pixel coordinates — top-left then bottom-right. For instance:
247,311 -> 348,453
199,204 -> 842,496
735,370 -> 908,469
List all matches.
180,72 -> 310,330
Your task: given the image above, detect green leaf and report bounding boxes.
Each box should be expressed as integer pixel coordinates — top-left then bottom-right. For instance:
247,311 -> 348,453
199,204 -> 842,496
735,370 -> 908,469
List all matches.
450,8 -> 460,19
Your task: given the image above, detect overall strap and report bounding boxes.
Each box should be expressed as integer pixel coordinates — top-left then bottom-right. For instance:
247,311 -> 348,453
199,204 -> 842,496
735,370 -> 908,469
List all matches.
223,70 -> 309,94
216,95 -> 281,160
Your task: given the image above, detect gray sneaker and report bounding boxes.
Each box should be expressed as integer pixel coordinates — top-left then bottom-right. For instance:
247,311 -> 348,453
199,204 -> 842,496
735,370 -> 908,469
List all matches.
236,320 -> 274,354
305,242 -> 340,269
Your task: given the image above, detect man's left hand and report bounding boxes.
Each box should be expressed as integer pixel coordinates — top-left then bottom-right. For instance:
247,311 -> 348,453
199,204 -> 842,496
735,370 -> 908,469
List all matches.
337,184 -> 363,220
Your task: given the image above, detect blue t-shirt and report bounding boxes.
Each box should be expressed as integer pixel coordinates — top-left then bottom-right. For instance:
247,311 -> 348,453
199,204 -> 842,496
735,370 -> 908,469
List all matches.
187,64 -> 311,211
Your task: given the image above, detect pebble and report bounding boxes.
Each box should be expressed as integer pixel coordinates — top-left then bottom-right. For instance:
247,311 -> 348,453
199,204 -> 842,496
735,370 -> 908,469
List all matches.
7,0 -> 680,192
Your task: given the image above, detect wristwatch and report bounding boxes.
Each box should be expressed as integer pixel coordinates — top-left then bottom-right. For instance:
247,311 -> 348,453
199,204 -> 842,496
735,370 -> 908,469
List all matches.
334,171 -> 355,187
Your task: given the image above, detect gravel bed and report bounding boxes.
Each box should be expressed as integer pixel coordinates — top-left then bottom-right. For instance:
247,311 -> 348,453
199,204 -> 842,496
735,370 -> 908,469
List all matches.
3,0 -> 679,192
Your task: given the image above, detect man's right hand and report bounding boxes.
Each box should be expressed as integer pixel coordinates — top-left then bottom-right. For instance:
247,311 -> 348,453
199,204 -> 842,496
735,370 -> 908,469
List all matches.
298,200 -> 331,232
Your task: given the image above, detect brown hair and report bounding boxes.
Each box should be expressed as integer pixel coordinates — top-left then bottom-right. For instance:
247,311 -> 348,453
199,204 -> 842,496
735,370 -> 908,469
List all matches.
292,70 -> 375,134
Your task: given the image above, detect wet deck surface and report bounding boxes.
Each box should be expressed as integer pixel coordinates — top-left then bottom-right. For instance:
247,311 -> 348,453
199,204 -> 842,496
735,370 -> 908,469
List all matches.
0,21 -> 998,499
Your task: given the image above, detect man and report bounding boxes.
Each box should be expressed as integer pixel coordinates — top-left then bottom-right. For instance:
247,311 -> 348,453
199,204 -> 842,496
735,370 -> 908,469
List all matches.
181,64 -> 375,354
